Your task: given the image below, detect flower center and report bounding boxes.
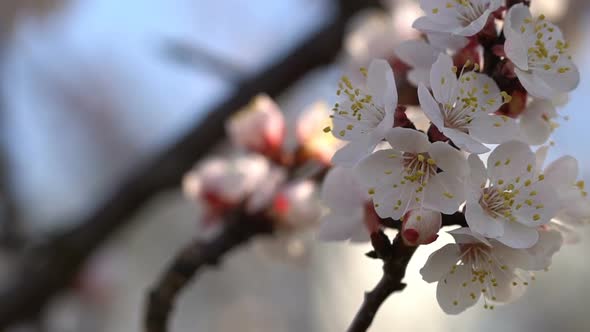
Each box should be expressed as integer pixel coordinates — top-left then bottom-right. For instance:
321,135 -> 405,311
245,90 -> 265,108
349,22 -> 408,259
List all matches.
479,187 -> 514,219
333,72 -> 386,136
446,243 -> 534,309
402,152 -> 437,185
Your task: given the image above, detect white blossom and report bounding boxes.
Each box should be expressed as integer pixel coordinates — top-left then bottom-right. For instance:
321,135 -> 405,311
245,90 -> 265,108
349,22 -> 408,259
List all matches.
465,141 -> 559,248
329,59 -> 397,167
401,209 -> 442,245
226,94 -> 285,154
540,150 -> 590,229
419,53 -> 519,153
421,227 -> 563,314
318,167 -> 378,243
504,4 -> 579,99
395,34 -> 468,88
520,99 -> 559,145
355,127 -> 468,220
395,39 -> 440,88
413,0 -> 502,37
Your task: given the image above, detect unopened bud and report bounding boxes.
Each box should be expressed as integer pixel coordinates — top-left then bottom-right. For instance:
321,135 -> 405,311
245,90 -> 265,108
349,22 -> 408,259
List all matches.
401,210 -> 442,246
296,102 -> 345,165
226,94 -> 285,155
272,180 -> 322,229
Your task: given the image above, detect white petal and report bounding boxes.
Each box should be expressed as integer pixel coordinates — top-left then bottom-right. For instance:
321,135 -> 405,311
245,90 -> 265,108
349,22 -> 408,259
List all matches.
420,244 -> 461,282
464,200 -> 504,238
469,114 -> 521,144
503,3 -> 533,42
449,227 -> 492,246
428,141 -> 468,177
497,221 -> 539,249
394,40 -> 438,68
467,154 -> 488,191
369,104 -> 395,146
367,59 -> 398,111
430,53 -> 458,105
443,128 -> 489,154
385,127 -> 430,153
412,16 -> 455,34
436,265 -> 481,314
515,68 -> 556,99
331,136 -> 373,167
418,83 -> 445,129
318,212 -> 364,242
534,61 -> 580,94
455,9 -> 491,36
487,141 -> 535,186
423,172 -> 465,214
523,228 -> 563,270
486,265 -> 527,304
520,101 -> 555,145
321,167 -> 366,212
372,181 -> 417,220
543,155 -> 578,189
354,149 -> 404,188
427,32 -> 468,50
535,145 -> 549,171
408,68 -> 432,87
504,34 -> 529,71
513,182 -> 560,227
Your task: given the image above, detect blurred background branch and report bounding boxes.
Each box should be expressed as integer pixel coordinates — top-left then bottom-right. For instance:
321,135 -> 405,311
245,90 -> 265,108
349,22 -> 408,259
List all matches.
0,0 -> 383,328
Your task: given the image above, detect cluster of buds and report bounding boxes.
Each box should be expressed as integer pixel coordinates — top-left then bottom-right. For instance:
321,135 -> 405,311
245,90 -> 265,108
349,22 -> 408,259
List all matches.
320,0 -> 586,315
183,95 -> 342,248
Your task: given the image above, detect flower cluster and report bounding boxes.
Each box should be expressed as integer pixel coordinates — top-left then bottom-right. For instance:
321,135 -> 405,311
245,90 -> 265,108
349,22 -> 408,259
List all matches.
320,2 -> 585,314
183,95 -> 336,257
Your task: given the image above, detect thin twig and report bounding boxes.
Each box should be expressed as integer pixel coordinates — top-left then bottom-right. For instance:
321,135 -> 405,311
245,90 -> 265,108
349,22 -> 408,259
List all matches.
0,0 -> 384,326
145,212 -> 273,332
347,212 -> 467,332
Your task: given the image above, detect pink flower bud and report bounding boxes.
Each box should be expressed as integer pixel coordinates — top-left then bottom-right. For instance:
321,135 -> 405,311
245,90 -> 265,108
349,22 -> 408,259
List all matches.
296,102 -> 344,165
271,180 -> 322,229
401,210 -> 442,246
182,155 -> 270,217
226,94 -> 285,155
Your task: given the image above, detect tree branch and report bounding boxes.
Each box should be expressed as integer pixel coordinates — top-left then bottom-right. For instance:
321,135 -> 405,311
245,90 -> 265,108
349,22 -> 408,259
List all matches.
145,212 -> 274,332
0,0 -> 384,327
347,212 -> 467,332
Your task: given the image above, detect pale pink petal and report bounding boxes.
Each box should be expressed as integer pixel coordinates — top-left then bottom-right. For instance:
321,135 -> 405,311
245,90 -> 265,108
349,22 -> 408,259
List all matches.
430,53 -> 458,105
420,244 -> 461,282
428,141 -> 469,177
354,149 -> 404,188
318,212 -> 365,242
321,167 -> 366,213
394,40 -> 438,68
497,222 -> 539,249
385,127 -> 430,153
367,59 -> 398,112
418,83 -> 445,129
487,141 -> 535,186
331,136 -> 373,167
436,265 -> 482,314
543,155 -> 578,189
469,114 -> 521,144
442,128 -> 489,154
423,172 -> 465,215
464,200 -> 504,238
